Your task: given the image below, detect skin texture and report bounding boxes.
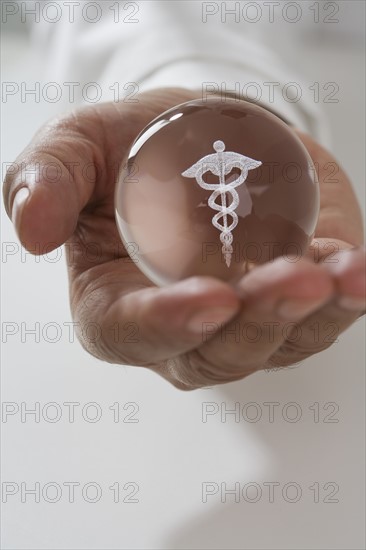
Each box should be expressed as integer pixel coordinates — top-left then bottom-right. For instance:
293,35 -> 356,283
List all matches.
3,87 -> 365,390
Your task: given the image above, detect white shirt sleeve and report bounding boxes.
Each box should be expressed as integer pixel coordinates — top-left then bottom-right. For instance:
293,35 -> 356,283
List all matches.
36,0 -> 330,146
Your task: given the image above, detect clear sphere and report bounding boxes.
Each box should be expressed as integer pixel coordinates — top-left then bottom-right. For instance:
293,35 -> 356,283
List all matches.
115,98 -> 319,286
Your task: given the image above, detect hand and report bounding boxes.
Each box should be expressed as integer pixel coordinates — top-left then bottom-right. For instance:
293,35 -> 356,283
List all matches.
3,88 -> 365,389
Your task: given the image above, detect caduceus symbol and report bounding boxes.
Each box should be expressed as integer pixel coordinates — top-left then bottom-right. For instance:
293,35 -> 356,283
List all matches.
181,140 -> 262,267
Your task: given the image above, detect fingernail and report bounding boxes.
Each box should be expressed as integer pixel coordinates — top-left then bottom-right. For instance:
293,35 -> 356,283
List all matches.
338,296 -> 365,311
277,299 -> 324,321
187,306 -> 236,334
11,187 -> 30,234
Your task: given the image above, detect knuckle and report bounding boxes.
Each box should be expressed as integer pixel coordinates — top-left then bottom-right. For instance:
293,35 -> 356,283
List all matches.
173,349 -> 257,389
270,339 -> 332,368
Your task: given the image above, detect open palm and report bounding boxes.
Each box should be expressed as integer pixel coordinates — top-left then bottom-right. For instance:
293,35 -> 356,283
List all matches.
4,88 -> 365,389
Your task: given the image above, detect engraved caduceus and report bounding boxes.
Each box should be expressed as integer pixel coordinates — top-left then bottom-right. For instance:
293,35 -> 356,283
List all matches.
181,140 -> 262,267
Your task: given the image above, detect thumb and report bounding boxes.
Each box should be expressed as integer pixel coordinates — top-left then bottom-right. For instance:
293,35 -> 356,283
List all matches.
3,116 -> 99,253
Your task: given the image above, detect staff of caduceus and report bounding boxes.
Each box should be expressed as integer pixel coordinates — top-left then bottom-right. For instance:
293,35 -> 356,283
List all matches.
182,140 -> 262,267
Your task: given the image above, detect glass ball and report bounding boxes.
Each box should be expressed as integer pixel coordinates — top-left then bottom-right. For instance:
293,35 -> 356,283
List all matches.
115,98 -> 319,286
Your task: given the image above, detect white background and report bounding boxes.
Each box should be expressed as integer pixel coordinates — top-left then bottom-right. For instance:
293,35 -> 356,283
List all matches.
1,1 -> 365,549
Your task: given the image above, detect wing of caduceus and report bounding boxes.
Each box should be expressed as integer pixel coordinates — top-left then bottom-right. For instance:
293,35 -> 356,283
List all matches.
182,140 -> 262,267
